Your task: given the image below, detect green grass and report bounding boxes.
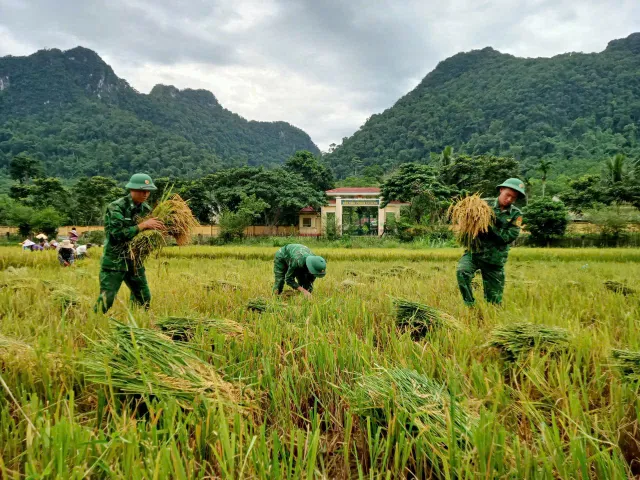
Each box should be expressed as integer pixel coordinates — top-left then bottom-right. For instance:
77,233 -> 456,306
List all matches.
1,245 -> 640,477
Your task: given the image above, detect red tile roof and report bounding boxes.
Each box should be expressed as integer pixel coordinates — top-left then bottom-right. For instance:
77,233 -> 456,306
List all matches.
325,187 -> 381,194
299,206 -> 317,213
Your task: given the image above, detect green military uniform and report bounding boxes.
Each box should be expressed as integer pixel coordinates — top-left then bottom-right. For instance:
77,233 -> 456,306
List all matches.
456,181 -> 525,306
273,244 -> 326,294
95,195 -> 152,313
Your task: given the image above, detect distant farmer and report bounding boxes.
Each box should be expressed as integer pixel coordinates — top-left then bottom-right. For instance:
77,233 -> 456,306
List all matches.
69,227 -> 79,244
273,244 -> 327,299
456,178 -> 525,306
76,243 -> 93,259
94,173 -> 163,313
57,239 -> 76,266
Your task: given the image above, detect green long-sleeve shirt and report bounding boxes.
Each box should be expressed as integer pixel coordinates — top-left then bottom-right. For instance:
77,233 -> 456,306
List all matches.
101,195 -> 152,271
469,198 -> 522,265
273,244 -> 316,292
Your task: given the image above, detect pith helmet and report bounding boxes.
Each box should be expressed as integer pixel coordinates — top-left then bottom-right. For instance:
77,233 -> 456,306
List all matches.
125,173 -> 157,191
497,178 -> 526,198
306,256 -> 327,277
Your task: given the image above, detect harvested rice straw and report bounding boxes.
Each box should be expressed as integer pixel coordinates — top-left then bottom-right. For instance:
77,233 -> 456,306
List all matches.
129,193 -> 199,264
604,280 -> 636,296
156,316 -> 244,341
611,348 -> 640,381
393,298 -> 461,338
448,194 -> 495,250
80,320 -> 243,410
485,322 -> 571,361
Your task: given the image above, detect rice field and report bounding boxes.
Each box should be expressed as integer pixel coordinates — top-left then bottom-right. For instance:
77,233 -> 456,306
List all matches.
1,245 -> 640,478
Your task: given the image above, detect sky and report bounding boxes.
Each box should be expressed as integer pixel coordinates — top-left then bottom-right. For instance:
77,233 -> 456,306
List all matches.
0,0 -> 639,150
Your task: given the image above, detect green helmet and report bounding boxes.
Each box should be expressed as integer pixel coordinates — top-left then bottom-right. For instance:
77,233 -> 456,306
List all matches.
306,255 -> 327,277
125,173 -> 157,191
497,178 -> 526,198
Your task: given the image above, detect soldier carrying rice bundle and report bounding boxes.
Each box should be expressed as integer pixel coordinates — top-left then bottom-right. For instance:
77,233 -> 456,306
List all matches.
451,178 -> 526,307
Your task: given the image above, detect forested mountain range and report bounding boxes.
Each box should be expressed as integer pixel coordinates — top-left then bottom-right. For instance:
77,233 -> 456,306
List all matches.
326,33 -> 640,179
0,47 -> 318,180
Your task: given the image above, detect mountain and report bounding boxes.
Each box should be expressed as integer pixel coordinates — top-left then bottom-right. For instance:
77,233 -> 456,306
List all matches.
326,33 -> 640,179
0,47 -> 319,179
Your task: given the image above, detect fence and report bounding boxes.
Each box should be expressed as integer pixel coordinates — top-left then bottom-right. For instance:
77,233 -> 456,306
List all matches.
0,225 -> 300,238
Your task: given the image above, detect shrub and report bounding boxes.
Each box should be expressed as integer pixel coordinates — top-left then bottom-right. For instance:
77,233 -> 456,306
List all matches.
522,198 -> 568,246
31,207 -> 64,237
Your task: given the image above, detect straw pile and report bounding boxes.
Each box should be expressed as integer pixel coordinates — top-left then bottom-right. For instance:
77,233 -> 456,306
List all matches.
51,285 -> 83,307
348,368 -> 474,471
340,279 -> 363,290
155,316 -> 244,341
247,297 -> 285,313
129,194 -> 199,264
611,349 -> 640,381
393,298 -> 461,338
81,320 -> 241,409
203,280 -> 242,292
486,322 -> 571,361
604,280 -> 636,296
448,194 -> 495,249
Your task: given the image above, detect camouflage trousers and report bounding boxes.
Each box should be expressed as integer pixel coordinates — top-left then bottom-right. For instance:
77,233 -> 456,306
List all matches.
94,267 -> 151,313
456,252 -> 505,306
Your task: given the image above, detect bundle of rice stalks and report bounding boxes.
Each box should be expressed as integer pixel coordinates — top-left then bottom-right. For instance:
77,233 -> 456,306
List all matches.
151,193 -> 199,246
129,194 -> 199,264
486,322 -> 571,361
373,265 -> 421,277
203,280 -> 242,292
0,335 -> 62,378
80,320 -> 241,409
247,297 -> 285,313
0,277 -> 38,291
611,349 -> 640,381
347,368 -> 474,471
4,266 -> 28,276
448,194 -> 495,249
51,285 -> 83,308
604,280 -> 636,296
393,298 -> 461,338
340,279 -> 363,290
156,316 -> 244,341
345,269 -> 360,277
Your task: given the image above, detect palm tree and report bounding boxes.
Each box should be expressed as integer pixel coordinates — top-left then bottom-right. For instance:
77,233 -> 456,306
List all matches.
606,153 -> 626,184
538,159 -> 552,198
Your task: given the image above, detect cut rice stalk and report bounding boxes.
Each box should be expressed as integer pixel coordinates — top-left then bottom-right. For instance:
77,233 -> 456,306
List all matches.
485,322 -> 571,361
393,298 -> 461,338
448,194 -> 495,250
156,316 -> 244,341
80,320 -> 243,410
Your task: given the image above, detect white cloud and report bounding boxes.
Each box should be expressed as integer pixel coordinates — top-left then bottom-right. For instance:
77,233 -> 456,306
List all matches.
1,0 -> 639,150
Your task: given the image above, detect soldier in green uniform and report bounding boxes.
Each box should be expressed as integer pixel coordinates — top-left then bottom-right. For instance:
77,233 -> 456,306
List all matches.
456,178 -> 526,306
94,173 -> 164,313
273,244 -> 327,299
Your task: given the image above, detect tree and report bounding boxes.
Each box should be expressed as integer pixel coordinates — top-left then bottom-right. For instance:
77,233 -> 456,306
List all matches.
522,198 -> 569,246
561,174 -> 608,213
9,154 -> 43,184
605,153 -> 626,184
284,150 -> 335,192
71,176 -> 125,225
538,159 -> 552,198
207,167 -> 326,226
440,154 -> 520,196
9,204 -> 36,237
381,163 -> 456,223
31,207 -> 64,237
218,194 -> 269,242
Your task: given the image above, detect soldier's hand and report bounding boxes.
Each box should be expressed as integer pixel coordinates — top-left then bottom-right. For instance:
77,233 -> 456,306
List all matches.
138,218 -> 164,231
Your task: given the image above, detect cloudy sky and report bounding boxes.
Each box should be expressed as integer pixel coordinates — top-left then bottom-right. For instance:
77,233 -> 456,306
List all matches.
1,0 -> 639,150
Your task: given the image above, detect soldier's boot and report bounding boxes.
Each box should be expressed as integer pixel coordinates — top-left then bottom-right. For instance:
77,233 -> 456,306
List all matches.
456,253 -> 477,307
481,265 -> 505,305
